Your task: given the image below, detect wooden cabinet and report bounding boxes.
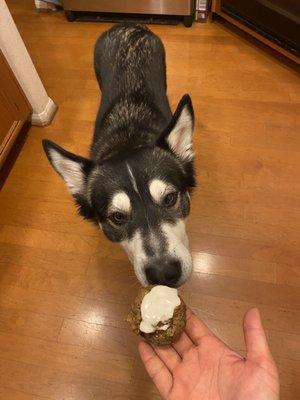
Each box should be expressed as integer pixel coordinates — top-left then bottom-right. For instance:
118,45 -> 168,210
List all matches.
212,0 -> 300,64
0,50 -> 32,168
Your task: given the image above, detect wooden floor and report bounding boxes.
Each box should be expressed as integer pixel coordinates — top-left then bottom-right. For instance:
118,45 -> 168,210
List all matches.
1,1 -> 300,399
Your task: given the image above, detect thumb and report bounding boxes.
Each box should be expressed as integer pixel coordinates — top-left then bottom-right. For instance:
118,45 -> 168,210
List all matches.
243,308 -> 272,361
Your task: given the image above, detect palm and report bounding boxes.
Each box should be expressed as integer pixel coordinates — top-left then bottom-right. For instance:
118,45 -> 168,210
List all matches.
139,308 -> 279,400
171,336 -> 277,400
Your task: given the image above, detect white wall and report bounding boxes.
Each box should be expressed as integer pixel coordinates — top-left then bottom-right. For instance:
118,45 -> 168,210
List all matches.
0,0 -> 56,125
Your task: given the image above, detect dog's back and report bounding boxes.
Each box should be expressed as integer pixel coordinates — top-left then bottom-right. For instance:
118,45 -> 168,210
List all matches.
94,24 -> 167,99
92,24 -> 172,162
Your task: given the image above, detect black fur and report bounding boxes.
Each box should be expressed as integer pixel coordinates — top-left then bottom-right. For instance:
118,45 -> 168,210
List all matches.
93,24 -> 171,162
42,23 -> 195,238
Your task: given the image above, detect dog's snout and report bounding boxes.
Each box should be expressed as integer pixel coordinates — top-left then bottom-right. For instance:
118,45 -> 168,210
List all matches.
145,259 -> 181,287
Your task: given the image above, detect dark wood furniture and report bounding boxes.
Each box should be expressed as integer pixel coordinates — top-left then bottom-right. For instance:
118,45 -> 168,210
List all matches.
0,51 -> 31,168
212,0 -> 300,64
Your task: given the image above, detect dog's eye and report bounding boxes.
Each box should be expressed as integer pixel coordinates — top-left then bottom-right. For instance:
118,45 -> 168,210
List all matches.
163,192 -> 178,208
109,212 -> 127,225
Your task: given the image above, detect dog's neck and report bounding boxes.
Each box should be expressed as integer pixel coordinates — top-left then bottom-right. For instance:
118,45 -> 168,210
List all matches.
91,94 -> 169,163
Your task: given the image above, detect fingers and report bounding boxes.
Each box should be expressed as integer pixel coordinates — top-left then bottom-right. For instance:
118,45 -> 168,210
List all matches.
243,308 -> 272,361
152,344 -> 181,372
173,331 -> 194,356
185,308 -> 213,345
138,341 -> 173,398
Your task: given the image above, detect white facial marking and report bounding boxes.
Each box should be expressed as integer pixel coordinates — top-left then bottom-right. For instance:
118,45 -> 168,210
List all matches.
111,192 -> 131,213
149,179 -> 174,204
167,105 -> 194,161
126,162 -> 139,194
49,149 -> 84,194
149,231 -> 160,252
161,219 -> 192,285
120,220 -> 192,286
121,230 -> 148,286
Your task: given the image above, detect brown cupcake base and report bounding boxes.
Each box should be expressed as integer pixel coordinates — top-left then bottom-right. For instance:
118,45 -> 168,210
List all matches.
126,286 -> 186,346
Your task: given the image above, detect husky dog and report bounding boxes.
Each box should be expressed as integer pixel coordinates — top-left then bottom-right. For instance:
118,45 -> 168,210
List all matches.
43,24 -> 195,287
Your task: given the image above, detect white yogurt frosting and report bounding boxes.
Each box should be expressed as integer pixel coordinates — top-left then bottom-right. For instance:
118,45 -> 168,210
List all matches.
139,285 -> 181,334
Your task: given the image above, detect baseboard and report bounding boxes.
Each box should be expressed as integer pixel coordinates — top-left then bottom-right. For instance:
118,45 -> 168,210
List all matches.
34,1 -> 57,11
31,97 -> 58,126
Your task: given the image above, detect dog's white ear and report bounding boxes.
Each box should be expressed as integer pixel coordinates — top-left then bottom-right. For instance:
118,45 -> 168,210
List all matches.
42,140 -> 95,219
159,94 -> 195,162
42,140 -> 93,195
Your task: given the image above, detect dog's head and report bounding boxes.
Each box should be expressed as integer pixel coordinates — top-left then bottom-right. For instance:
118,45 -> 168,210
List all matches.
42,95 -> 195,287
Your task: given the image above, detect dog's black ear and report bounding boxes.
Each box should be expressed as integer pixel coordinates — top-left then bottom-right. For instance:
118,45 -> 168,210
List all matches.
42,139 -> 95,219
158,94 -> 195,162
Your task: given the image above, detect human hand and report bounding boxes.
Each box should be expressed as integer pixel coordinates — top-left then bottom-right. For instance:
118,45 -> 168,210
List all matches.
138,308 -> 279,400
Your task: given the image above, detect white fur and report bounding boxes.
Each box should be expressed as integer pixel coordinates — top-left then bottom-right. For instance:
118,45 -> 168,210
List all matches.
126,162 -> 139,194
121,230 -> 148,286
161,219 -> 192,285
110,192 -> 131,213
121,220 -> 192,287
167,105 -> 194,161
148,231 -> 160,252
149,179 -> 174,204
49,149 -> 84,194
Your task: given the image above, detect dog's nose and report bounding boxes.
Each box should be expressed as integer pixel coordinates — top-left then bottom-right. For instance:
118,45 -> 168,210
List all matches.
145,259 -> 181,287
